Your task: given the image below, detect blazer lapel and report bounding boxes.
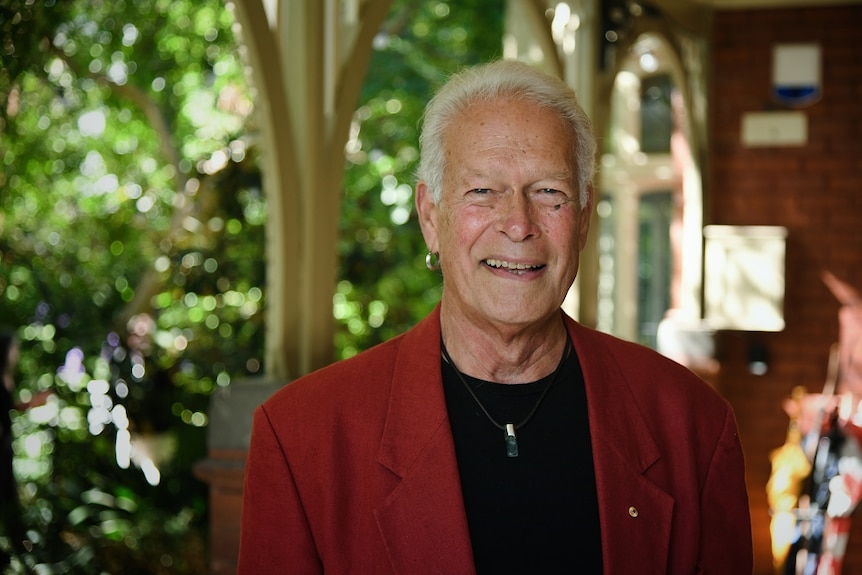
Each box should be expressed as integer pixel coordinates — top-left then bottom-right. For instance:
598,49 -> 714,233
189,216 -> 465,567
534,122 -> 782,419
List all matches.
374,308 -> 476,575
373,311 -> 675,574
568,318 -> 674,574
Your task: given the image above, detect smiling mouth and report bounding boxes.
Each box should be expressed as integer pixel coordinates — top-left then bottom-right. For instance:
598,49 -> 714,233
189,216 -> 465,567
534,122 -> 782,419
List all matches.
483,259 -> 544,275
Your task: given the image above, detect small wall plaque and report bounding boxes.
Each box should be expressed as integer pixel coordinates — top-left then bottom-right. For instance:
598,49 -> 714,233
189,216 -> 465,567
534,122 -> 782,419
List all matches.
703,225 -> 787,332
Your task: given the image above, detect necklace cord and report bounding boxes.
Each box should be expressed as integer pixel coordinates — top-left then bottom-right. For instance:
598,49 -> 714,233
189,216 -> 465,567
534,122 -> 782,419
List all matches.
440,337 -> 572,431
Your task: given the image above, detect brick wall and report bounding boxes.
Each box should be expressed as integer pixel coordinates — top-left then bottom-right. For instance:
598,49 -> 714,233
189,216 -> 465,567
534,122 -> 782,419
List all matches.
709,5 -> 862,573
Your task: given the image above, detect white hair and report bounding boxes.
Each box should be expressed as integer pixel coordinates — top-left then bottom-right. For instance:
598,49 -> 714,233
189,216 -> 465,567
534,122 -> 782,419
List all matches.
417,59 -> 597,207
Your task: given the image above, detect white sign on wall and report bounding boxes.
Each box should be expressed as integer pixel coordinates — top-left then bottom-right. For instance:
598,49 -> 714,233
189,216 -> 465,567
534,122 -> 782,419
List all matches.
703,225 -> 787,332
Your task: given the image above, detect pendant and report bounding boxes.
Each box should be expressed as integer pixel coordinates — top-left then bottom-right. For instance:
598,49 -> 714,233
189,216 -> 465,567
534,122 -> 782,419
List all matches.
505,423 -> 519,458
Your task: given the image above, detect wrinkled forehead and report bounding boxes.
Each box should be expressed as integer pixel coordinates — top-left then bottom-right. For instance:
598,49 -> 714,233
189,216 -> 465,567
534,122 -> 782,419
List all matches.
442,98 -> 579,175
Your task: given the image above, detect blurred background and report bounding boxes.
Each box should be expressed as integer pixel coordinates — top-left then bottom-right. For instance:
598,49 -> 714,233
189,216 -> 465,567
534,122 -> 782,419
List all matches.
1,0 -> 860,573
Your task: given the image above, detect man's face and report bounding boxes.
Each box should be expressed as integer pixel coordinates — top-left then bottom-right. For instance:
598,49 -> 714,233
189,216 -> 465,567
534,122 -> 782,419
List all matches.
417,96 -> 592,332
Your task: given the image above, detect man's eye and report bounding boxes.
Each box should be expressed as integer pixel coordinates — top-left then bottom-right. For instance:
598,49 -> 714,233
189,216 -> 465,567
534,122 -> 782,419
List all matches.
532,189 -> 574,210
535,188 -> 564,201
466,188 -> 496,205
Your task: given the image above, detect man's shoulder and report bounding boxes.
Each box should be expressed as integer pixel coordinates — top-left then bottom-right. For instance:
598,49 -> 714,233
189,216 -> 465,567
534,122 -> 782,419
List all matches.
256,312 -> 442,443
266,333 -> 406,409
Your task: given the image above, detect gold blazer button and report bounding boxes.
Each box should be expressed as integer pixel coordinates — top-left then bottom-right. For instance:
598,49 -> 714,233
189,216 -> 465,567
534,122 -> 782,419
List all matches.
628,506 -> 639,518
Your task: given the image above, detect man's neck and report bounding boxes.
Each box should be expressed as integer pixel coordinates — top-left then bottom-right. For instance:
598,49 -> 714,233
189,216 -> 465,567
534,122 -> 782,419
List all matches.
439,306 -> 569,384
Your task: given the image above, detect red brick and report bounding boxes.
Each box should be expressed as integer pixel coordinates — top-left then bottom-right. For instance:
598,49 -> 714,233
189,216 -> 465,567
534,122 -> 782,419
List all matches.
711,7 -> 862,574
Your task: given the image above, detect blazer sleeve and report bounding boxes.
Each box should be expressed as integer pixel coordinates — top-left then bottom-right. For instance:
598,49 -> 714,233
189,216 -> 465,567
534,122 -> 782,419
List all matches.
698,405 -> 753,573
238,405 -> 323,575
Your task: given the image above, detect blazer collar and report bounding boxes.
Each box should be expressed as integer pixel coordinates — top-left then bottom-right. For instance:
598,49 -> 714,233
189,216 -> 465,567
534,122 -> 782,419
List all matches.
374,308 -> 674,575
566,317 -> 662,472
376,310 -> 665,478
375,306 -> 477,574
567,317 -> 674,573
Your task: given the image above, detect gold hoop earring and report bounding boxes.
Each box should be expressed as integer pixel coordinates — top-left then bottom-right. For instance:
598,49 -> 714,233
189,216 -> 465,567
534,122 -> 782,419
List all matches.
425,251 -> 440,271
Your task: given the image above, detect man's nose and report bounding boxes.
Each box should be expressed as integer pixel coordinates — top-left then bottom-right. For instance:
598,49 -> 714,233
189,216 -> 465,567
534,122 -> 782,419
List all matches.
496,191 -> 540,241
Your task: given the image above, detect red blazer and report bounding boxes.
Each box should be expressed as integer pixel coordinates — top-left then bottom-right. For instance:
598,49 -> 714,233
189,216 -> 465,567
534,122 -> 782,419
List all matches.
238,307 -> 752,574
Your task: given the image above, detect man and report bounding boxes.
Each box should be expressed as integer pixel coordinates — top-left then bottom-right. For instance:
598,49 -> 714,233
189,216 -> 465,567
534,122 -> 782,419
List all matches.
238,59 -> 752,574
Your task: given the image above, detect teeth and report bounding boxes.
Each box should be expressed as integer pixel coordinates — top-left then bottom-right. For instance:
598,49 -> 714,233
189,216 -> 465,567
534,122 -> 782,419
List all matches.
485,259 -> 541,272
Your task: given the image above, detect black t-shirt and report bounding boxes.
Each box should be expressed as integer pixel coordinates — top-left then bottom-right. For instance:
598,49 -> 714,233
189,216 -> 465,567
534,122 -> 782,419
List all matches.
441,344 -> 603,574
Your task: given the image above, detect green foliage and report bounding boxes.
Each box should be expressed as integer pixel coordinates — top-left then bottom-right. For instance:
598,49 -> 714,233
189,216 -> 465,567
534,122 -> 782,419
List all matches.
0,0 -> 505,571
337,0 -> 504,358
0,0 -> 261,572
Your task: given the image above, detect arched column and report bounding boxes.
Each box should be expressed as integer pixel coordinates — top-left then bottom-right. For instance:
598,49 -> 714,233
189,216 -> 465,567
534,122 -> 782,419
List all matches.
590,5 -> 717,379
194,2 -> 392,572
233,0 -> 393,380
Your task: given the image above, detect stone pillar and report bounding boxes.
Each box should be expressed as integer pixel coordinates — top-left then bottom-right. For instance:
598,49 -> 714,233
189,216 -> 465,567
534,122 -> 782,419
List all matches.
194,378 -> 284,574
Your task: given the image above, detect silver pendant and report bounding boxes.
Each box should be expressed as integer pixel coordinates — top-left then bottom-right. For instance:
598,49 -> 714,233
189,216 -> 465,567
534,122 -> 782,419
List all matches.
505,423 -> 518,458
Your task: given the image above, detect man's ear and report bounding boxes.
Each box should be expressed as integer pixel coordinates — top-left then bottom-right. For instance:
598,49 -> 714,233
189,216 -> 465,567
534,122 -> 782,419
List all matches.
577,183 -> 594,250
415,181 -> 439,253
